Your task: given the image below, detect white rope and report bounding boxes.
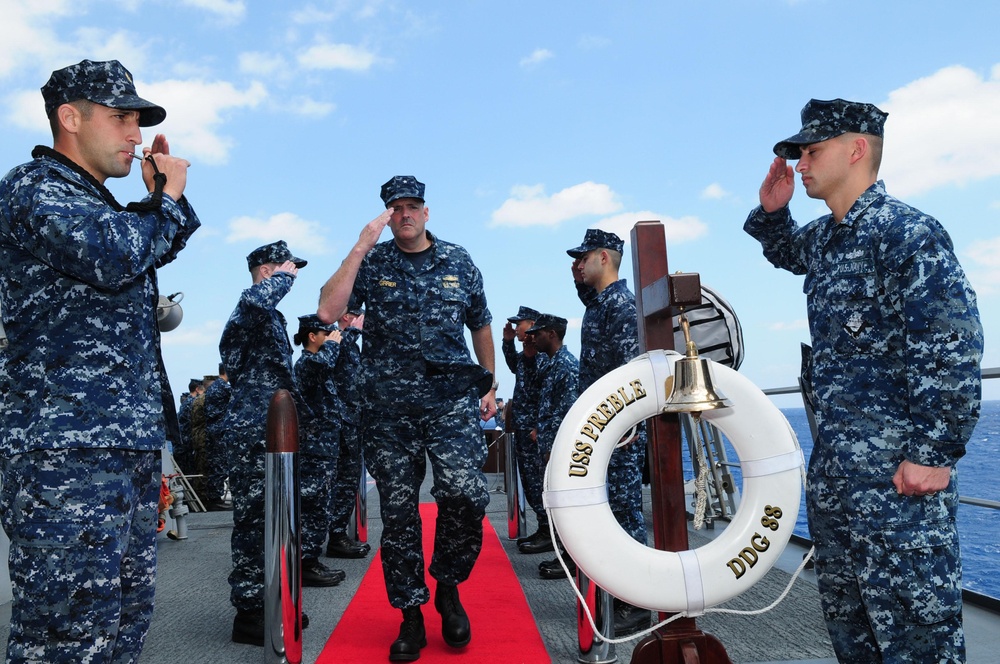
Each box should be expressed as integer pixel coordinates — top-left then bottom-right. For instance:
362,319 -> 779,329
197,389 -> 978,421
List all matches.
692,453 -> 710,531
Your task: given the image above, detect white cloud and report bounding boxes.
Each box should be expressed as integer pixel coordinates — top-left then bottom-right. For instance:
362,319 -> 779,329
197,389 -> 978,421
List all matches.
239,51 -> 288,77
141,79 -> 267,164
6,89 -> 49,133
578,35 -> 610,50
226,212 -> 330,255
160,319 -> 224,347
298,42 -> 378,71
0,1 -> 76,78
278,96 -> 336,118
700,183 -> 729,200
597,211 -> 708,246
180,0 -> 246,21
881,64 -> 1000,197
965,236 -> 1000,296
490,182 -> 622,227
520,49 -> 553,68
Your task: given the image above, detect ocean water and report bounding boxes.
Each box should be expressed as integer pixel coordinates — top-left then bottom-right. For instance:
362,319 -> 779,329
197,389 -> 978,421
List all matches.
683,401 -> 1000,600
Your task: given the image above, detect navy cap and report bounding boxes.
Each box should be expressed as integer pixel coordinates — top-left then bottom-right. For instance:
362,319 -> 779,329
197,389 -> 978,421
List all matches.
41,59 -> 166,127
381,175 -> 425,207
507,305 -> 542,324
526,313 -> 568,335
346,306 -> 365,316
297,314 -> 337,333
773,98 -> 888,159
567,228 -> 624,258
246,240 -> 307,271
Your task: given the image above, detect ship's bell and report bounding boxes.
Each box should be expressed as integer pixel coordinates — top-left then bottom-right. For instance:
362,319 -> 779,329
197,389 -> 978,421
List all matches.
662,314 -> 733,414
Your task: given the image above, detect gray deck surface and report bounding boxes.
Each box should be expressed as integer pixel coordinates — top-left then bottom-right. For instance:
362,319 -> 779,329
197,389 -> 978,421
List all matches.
2,465 -> 998,662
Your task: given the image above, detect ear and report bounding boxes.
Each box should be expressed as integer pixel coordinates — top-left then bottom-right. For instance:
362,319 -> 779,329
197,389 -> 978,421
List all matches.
849,136 -> 869,165
56,103 -> 82,135
422,205 -> 430,222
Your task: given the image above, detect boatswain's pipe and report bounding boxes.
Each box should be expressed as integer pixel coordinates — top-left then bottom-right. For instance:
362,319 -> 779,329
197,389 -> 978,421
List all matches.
264,389 -> 303,664
353,452 -> 368,544
576,570 -> 616,663
503,432 -> 527,539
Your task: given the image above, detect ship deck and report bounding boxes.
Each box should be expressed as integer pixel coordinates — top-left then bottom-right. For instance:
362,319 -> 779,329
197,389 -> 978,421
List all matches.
1,467 -> 997,663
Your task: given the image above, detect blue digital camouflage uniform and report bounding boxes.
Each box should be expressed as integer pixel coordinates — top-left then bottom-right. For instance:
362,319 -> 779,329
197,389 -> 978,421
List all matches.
502,337 -> 549,524
329,326 -> 364,539
219,272 -> 301,612
577,280 -> 648,544
202,377 -> 232,503
0,145 -> 200,663
350,230 -> 492,609
176,393 -> 194,469
295,341 -> 342,560
535,346 -> 580,458
745,180 -> 983,663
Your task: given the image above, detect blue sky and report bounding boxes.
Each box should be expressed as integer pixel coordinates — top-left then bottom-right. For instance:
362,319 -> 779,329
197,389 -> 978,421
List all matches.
3,0 -> 1000,408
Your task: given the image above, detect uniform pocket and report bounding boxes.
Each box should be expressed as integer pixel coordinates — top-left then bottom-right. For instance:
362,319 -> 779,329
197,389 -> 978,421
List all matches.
876,521 -> 961,626
11,520 -> 107,640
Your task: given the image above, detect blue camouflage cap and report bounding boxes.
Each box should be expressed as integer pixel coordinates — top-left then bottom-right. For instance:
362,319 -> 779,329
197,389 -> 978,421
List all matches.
41,59 -> 166,127
526,313 -> 568,335
297,314 -> 337,333
246,240 -> 308,271
507,305 -> 543,323
773,98 -> 888,159
566,228 -> 624,258
381,175 -> 425,206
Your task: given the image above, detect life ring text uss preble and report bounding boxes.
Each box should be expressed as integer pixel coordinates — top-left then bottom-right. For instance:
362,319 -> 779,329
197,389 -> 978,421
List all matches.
542,350 -> 803,614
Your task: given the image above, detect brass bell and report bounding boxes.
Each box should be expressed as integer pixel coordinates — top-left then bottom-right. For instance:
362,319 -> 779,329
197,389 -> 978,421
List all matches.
662,313 -> 733,414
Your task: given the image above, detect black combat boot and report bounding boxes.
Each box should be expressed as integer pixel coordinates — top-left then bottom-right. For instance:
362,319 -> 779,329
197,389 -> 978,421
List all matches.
434,582 -> 471,647
389,606 -> 426,662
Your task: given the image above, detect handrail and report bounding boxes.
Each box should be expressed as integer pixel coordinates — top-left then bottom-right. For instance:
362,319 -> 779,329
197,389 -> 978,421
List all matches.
761,369 -> 1000,512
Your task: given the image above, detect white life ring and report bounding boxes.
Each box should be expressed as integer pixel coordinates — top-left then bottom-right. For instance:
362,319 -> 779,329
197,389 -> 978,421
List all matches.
543,350 -> 803,614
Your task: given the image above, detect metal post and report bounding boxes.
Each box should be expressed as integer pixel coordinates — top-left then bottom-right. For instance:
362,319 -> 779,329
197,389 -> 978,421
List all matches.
504,432 -> 527,540
576,571 -> 617,663
353,451 -> 368,544
264,389 -> 303,664
629,220 -> 733,664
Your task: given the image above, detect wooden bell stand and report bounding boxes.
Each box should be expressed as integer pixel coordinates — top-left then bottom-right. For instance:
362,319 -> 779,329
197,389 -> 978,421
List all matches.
628,221 -> 733,664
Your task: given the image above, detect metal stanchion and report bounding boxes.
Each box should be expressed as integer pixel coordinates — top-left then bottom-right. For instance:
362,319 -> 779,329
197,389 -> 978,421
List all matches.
504,432 -> 527,540
576,570 -> 617,663
264,389 -> 303,664
353,451 -> 369,544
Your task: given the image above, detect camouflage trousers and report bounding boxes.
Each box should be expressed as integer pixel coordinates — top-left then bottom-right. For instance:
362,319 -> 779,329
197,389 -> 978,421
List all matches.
512,428 -> 546,522
806,473 -> 965,663
301,454 -> 337,560
608,433 -> 647,544
0,448 -> 160,664
202,434 -> 229,503
228,428 -> 267,612
329,420 -> 363,537
364,389 -> 489,609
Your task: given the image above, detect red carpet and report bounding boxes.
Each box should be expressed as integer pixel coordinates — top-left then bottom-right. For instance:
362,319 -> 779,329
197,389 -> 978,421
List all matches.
318,503 -> 549,663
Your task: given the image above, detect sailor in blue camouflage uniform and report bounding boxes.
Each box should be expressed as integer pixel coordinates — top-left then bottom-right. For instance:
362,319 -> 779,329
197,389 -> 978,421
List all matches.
502,306 -> 552,554
292,314 -> 349,586
219,240 -> 309,646
0,59 -> 198,664
528,315 -> 579,461
175,378 -> 202,470
745,98 -> 983,664
318,176 -> 497,662
326,308 -> 373,559
202,364 -> 233,510
568,228 -> 651,634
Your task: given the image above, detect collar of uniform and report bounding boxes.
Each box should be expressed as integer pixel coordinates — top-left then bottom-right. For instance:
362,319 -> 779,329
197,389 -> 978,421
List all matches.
839,180 -> 886,229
